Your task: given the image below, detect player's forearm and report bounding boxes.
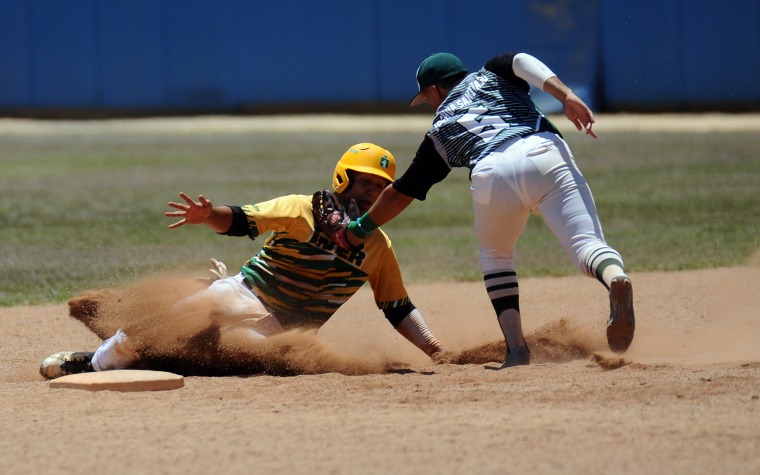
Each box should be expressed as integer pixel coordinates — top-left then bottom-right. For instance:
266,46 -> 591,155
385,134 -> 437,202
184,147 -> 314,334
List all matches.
543,76 -> 598,138
542,76 -> 590,116
542,76 -> 574,104
368,185 -> 415,226
204,206 -> 234,233
346,185 -> 414,246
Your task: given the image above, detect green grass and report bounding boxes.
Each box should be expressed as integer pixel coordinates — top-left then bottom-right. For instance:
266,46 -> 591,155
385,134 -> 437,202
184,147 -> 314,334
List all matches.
1,120 -> 759,306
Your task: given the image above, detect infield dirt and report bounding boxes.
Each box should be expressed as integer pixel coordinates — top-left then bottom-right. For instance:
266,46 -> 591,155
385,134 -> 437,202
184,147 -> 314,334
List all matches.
2,264 -> 759,474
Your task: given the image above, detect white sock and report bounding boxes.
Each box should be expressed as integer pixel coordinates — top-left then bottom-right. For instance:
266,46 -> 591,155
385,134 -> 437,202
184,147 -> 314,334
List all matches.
91,329 -> 140,371
602,265 -> 627,289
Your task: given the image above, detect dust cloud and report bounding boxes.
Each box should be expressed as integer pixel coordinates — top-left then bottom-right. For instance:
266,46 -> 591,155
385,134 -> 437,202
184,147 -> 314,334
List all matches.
68,264 -> 760,376
69,276 -> 615,376
69,276 -> 398,376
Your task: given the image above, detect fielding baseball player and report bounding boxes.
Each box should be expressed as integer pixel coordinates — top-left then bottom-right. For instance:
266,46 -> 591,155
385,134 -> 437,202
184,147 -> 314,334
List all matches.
40,143 -> 443,379
328,52 -> 635,367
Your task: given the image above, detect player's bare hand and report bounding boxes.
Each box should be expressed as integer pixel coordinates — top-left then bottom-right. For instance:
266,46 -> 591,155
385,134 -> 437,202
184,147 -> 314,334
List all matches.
165,192 -> 213,228
208,258 -> 228,281
563,92 -> 598,139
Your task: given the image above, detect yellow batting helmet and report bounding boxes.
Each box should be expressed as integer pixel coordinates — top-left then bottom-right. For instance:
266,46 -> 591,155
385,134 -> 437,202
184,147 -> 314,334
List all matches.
333,143 -> 396,193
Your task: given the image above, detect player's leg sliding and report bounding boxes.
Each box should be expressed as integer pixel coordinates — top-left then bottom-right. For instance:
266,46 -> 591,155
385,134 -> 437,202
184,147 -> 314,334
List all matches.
41,276 -> 277,380
484,271 -> 530,368
91,329 -> 140,371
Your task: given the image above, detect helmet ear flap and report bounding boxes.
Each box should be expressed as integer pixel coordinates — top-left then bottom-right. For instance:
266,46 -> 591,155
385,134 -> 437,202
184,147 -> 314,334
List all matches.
333,168 -> 350,193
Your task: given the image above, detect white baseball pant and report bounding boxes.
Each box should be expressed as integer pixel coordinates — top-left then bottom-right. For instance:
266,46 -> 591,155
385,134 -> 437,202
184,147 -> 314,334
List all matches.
92,273 -> 283,371
470,131 -> 622,277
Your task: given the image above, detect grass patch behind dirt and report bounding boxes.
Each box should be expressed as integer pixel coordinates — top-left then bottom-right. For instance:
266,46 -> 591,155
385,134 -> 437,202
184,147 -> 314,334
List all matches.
1,116 -> 758,305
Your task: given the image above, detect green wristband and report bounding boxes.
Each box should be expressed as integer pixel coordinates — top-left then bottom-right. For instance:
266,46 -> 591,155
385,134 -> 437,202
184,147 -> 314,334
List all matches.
348,213 -> 378,239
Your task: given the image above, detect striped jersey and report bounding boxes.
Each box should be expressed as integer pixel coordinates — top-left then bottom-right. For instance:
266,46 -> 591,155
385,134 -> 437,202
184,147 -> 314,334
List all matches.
428,53 -> 560,170
393,52 -> 561,201
237,194 -> 410,329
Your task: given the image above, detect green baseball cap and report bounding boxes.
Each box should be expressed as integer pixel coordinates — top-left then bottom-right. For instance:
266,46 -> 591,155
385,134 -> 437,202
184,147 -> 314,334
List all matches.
409,52 -> 468,106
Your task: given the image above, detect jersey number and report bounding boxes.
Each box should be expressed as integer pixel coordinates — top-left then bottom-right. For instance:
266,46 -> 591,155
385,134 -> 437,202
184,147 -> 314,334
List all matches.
456,107 -> 506,143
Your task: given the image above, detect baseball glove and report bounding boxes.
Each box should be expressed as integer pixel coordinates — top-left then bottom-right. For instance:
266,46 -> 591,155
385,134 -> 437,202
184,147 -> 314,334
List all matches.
311,190 -> 360,249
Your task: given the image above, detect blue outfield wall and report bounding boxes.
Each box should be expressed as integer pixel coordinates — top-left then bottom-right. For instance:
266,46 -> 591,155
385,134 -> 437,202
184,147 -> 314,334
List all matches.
600,0 -> 760,111
0,0 -> 757,114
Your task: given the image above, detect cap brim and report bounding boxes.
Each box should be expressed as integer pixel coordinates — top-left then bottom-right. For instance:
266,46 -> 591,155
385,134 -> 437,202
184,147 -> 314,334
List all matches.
409,91 -> 426,107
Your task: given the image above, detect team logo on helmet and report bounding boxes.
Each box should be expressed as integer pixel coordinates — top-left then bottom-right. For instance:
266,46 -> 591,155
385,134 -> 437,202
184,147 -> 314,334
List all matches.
380,156 -> 389,169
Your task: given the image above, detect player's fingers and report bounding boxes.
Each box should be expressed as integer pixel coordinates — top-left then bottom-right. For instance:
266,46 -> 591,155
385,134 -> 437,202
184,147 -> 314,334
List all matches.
166,201 -> 188,211
575,119 -> 598,139
167,219 -> 186,229
582,120 -> 598,139
178,192 -> 195,205
198,195 -> 211,207
164,210 -> 185,217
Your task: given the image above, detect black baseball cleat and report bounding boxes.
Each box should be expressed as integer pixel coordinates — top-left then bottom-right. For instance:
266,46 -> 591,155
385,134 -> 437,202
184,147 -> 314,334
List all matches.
39,351 -> 95,380
500,345 -> 530,369
607,275 -> 635,353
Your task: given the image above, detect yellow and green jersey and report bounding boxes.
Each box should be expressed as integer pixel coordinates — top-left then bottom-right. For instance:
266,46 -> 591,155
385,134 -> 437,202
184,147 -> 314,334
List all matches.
235,194 -> 410,329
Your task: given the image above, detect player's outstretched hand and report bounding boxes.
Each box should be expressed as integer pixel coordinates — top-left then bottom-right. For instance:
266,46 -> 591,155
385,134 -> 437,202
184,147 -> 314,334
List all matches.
165,192 -> 213,228
563,92 -> 598,139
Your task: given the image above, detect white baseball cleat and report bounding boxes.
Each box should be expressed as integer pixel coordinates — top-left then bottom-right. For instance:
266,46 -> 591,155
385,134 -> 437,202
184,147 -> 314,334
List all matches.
607,275 -> 635,353
39,351 -> 95,380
